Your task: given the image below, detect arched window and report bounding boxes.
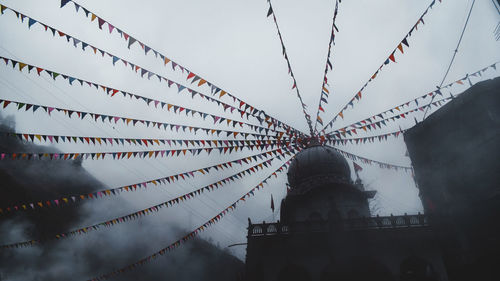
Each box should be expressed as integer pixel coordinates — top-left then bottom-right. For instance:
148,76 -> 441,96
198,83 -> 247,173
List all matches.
400,256 -> 439,281
252,226 -> 262,235
276,264 -> 311,281
267,224 -> 277,233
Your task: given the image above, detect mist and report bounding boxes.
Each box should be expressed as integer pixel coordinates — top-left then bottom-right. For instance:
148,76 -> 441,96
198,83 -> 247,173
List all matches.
0,114 -> 243,280
0,0 -> 498,280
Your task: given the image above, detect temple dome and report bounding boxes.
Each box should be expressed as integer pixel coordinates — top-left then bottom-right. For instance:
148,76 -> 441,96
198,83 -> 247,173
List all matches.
287,145 -> 351,187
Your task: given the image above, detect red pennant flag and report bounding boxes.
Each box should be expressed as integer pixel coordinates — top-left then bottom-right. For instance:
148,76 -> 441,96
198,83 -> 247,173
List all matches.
389,53 -> 396,63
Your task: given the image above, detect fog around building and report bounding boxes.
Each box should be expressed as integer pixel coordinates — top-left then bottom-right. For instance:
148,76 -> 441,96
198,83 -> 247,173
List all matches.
0,0 -> 498,279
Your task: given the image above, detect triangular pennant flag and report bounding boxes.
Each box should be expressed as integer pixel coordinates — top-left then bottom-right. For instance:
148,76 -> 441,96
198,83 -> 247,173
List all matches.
128,37 -> 136,49
28,18 -> 37,29
389,53 -> 396,63
267,6 -> 273,17
60,0 -> 71,8
98,18 -> 106,29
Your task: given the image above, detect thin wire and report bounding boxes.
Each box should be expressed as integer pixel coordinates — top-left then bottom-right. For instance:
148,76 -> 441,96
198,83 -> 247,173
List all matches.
491,0 -> 500,14
423,0 -> 476,119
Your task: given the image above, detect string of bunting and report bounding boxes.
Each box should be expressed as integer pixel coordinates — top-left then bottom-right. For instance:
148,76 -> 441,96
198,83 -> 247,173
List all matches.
0,142 -> 288,161
332,146 -> 412,172
0,148 -> 297,250
87,155 -> 295,281
0,131 -> 290,148
266,0 -> 314,136
0,55 -> 289,136
320,0 -> 443,133
0,98 -> 279,140
0,6 -> 302,137
0,5 -> 302,138
56,0 -> 304,138
326,96 -> 452,138
314,0 -> 340,130
325,128 -> 407,145
324,61 -> 499,136
0,147 -> 294,216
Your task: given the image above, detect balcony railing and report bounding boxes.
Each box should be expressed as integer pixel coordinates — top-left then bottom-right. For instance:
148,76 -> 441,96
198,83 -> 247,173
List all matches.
248,214 -> 428,237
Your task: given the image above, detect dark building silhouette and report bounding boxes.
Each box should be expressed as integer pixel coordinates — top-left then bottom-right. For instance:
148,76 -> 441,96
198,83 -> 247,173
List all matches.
243,77 -> 500,281
405,77 -> 500,281
245,144 -> 445,281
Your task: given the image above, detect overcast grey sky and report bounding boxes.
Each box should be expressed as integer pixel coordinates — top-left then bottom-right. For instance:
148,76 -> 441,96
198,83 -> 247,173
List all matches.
0,0 -> 499,263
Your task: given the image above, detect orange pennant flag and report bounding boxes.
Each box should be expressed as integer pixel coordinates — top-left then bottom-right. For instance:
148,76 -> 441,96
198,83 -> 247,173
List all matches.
397,43 -> 404,54
19,63 -> 27,71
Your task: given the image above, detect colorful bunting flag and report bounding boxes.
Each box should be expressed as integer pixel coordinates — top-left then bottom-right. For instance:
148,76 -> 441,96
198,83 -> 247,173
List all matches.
87,155 -> 296,280
325,128 -> 407,146
54,0 -> 304,138
0,5 -> 304,138
0,131 -> 290,148
325,95 -> 455,137
332,147 -> 412,172
319,0 -> 445,133
0,146 -> 296,217
314,0 -> 340,132
323,61 -> 500,137
0,150 -> 298,249
266,0 -> 314,136
0,97 -> 279,141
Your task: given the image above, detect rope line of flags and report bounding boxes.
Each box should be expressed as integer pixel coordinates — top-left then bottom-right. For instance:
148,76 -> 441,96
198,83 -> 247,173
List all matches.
0,5 -> 303,137
57,0 -> 304,138
0,148 -> 297,250
0,97 -> 279,140
314,0 -> 341,130
88,156 -> 295,281
320,0 -> 444,133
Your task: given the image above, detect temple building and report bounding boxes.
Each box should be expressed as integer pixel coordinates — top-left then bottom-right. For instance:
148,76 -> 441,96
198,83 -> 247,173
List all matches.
243,77 -> 500,281
245,144 -> 446,281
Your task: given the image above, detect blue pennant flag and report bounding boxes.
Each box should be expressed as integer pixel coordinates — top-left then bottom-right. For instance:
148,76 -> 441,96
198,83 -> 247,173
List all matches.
28,18 -> 37,29
60,0 -> 72,8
